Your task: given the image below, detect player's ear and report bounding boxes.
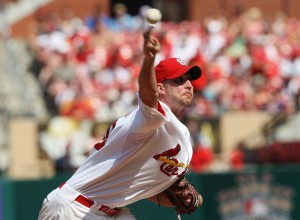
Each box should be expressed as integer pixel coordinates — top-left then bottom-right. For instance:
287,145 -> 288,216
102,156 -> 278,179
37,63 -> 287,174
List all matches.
157,83 -> 165,95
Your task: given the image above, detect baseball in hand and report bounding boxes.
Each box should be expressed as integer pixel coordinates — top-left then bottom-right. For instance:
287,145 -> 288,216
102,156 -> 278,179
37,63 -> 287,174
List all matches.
146,8 -> 162,24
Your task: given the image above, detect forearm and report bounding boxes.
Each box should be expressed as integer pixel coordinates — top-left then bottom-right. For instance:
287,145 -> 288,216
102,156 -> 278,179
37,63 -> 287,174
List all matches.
148,192 -> 174,207
138,28 -> 160,108
138,56 -> 159,108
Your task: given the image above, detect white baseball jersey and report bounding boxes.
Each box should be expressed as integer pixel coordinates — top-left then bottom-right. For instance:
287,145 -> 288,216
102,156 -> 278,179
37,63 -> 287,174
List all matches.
66,94 -> 193,208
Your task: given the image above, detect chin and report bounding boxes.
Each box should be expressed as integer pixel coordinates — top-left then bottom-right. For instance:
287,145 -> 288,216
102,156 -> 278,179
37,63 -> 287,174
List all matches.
185,100 -> 193,107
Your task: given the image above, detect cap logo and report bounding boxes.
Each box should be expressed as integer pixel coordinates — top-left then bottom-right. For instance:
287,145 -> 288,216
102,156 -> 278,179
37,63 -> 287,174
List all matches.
176,58 -> 186,66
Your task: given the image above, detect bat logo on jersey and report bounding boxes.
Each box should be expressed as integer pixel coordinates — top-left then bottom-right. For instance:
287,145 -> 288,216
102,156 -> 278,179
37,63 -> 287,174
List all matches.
153,144 -> 189,177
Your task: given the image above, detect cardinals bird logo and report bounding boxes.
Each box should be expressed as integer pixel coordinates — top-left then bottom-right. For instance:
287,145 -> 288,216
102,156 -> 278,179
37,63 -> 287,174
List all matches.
153,144 -> 181,160
153,144 -> 188,177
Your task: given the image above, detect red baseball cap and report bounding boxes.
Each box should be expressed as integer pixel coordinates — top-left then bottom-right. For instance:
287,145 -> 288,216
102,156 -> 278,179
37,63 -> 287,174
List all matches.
155,58 -> 202,83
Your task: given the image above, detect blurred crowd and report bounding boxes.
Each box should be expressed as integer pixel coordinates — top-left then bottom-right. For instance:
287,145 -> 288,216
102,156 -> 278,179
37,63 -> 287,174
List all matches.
24,4 -> 300,172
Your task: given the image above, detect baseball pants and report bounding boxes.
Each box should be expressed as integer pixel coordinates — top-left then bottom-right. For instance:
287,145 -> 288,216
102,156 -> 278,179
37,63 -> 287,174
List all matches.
38,188 -> 136,220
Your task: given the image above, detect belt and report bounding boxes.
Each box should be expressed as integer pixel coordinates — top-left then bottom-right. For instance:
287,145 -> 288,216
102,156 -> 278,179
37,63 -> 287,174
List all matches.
59,183 -> 120,216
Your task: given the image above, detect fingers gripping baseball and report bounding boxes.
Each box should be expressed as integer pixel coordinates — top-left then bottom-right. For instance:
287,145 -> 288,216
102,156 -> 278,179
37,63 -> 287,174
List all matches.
143,28 -> 160,58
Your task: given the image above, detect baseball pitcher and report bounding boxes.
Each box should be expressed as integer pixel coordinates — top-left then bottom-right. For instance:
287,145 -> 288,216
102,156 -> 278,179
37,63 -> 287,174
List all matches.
38,27 -> 203,220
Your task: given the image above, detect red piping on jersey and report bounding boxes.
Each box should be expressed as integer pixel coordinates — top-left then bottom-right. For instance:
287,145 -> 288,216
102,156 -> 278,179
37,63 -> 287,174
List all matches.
157,101 -> 165,116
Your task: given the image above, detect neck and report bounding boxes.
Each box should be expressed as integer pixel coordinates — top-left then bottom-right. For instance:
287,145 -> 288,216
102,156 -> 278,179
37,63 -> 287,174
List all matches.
162,100 -> 185,119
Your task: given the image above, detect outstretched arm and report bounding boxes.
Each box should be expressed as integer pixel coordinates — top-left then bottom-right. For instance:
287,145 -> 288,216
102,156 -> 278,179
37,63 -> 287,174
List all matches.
138,28 -> 160,109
